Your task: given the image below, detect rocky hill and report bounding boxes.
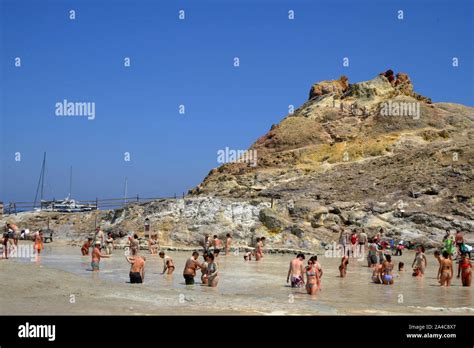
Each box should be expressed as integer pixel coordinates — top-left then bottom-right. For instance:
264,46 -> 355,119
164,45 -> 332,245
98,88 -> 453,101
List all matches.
3,71 -> 473,250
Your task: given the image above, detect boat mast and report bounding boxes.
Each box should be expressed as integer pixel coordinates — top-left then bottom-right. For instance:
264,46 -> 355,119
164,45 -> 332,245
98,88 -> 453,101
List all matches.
69,165 -> 72,198
124,177 -> 128,205
34,152 -> 46,208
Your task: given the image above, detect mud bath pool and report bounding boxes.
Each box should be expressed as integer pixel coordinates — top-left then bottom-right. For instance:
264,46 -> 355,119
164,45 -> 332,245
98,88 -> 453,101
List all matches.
1,243 -> 473,315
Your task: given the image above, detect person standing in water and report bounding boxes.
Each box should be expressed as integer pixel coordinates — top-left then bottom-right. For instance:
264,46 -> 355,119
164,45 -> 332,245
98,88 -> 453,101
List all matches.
212,235 -> 222,254
411,245 -> 427,277
206,253 -> 219,287
350,230 -> 358,257
309,256 -> 323,290
255,237 -> 264,261
339,255 -> 349,277
125,255 -> 146,284
34,230 -> 44,255
201,234 -> 210,254
129,234 -> 140,256
358,228 -> 368,256
81,237 -> 93,256
225,233 -> 232,255
183,251 -> 202,285
201,252 -> 209,285
380,255 -> 394,285
95,227 -> 105,246
443,234 -> 455,259
438,251 -> 453,286
148,234 -> 158,255
105,233 -> 114,255
305,258 -> 320,295
455,231 -> 464,258
372,263 -> 383,284
339,229 -> 350,257
287,253 -> 305,287
159,251 -> 175,275
457,253 -> 472,287
91,241 -> 110,271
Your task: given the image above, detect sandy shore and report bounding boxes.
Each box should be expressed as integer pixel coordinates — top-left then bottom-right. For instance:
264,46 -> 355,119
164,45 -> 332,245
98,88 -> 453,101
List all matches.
0,261 -> 241,315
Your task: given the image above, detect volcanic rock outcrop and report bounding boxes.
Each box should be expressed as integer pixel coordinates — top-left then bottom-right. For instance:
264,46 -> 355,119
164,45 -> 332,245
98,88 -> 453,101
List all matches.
4,71 -> 473,250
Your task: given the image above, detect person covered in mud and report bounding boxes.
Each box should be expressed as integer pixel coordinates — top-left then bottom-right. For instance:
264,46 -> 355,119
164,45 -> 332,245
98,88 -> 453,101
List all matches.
380,255 -> 394,285
243,251 -> 253,261
148,234 -> 158,255
159,251 -> 175,275
96,227 -> 105,246
212,235 -> 222,253
287,253 -> 305,287
457,253 -> 472,287
372,263 -> 383,284
105,233 -> 114,255
339,255 -> 349,277
201,252 -> 209,285
398,262 -> 405,272
367,239 -> 378,267
125,254 -> 146,284
255,237 -> 264,261
438,251 -> 453,286
81,237 -> 93,256
358,228 -> 368,255
339,229 -> 350,257
225,233 -> 232,255
2,225 -> 12,259
183,251 -> 202,285
411,245 -> 427,277
201,234 -> 210,254
91,241 -> 110,272
455,231 -> 464,257
206,253 -> 219,287
129,234 -> 140,256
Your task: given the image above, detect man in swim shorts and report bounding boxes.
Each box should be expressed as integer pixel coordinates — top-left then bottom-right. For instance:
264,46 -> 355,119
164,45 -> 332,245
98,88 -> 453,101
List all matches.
91,241 -> 109,271
183,251 -> 202,285
287,253 -> 305,287
125,255 -> 146,284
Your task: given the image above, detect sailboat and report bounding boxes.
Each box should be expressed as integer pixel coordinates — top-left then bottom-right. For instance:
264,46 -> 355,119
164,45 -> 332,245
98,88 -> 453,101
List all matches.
34,153 -> 97,212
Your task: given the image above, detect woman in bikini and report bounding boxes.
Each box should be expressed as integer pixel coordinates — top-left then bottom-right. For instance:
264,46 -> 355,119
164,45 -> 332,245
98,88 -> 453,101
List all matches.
438,251 -> 453,286
457,253 -> 472,287
305,259 -> 319,295
159,251 -> 175,275
381,255 -> 394,285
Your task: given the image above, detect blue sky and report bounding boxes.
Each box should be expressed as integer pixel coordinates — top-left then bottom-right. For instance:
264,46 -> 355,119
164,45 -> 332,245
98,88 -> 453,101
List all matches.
1,0 -> 473,204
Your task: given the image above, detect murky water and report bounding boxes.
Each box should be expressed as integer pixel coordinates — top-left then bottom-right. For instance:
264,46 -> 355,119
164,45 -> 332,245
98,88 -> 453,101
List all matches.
14,244 -> 474,315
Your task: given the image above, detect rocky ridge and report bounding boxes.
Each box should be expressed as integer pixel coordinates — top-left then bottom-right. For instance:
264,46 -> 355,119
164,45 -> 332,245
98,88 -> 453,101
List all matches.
3,72 -> 473,250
